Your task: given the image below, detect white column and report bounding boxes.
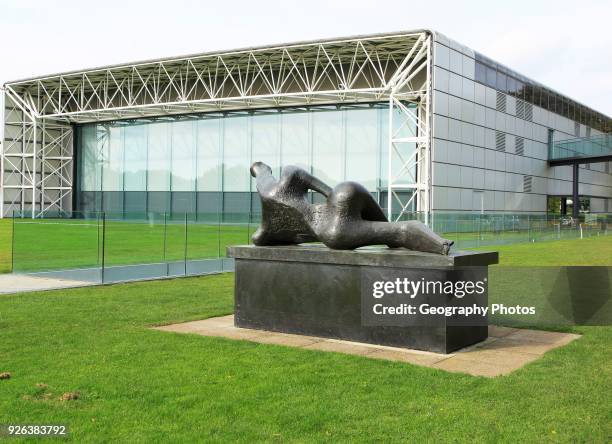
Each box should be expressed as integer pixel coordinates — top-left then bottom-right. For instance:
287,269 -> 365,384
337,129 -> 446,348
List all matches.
31,118 -> 37,218
0,88 -> 5,218
387,96 -> 393,221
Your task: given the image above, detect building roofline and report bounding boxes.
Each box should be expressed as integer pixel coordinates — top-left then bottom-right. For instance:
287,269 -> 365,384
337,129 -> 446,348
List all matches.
470,50 -> 610,120
4,28 -> 608,122
3,29 -> 434,86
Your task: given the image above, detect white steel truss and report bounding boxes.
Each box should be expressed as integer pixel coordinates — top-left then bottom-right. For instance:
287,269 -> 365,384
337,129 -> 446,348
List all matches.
386,35 -> 431,223
1,89 -> 73,218
2,88 -> 37,218
1,31 -> 432,218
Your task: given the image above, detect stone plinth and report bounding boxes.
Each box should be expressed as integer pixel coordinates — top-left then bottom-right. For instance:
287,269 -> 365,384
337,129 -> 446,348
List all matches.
227,245 -> 498,353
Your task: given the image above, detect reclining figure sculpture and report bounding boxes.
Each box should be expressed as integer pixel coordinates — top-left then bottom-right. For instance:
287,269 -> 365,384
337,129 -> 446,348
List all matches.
250,162 -> 453,255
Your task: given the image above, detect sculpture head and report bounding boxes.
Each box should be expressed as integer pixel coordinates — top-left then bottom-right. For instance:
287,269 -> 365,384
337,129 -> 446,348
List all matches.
250,161 -> 273,178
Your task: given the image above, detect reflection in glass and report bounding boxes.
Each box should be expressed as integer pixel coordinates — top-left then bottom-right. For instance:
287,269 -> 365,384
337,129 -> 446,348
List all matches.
281,112 -> 310,170
507,76 -> 517,96
496,72 -> 507,93
485,66 -> 496,88
475,62 -> 486,83
100,126 -> 121,192
172,121 -> 196,191
148,123 -> 170,191
197,119 -> 221,192
77,104 -> 398,219
474,53 -> 610,132
312,109 -> 344,184
223,115 -> 250,192
124,125 -> 147,191
345,107 -> 378,189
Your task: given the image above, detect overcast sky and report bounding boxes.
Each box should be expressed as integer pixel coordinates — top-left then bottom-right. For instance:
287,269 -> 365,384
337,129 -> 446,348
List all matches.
1,0 -> 610,115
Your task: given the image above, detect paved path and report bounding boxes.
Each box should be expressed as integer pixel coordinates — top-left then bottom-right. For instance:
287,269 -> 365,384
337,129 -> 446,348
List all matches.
0,274 -> 91,294
155,315 -> 581,377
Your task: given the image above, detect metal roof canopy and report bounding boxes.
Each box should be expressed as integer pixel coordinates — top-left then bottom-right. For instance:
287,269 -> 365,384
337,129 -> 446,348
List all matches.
1,31 -> 433,220
4,31 -> 430,123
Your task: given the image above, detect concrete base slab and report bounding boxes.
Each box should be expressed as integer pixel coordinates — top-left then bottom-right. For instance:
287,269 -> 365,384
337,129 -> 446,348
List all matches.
0,274 -> 91,294
153,315 -> 581,377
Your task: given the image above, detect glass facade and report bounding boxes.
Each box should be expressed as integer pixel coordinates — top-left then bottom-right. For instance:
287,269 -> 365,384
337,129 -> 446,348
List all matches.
76,103 -> 413,220
474,53 -> 611,133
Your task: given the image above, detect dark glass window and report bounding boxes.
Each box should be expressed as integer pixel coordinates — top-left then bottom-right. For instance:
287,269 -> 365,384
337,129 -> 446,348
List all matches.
540,89 -> 547,110
584,110 -> 589,127
496,72 -> 507,92
524,84 -> 534,103
507,76 -> 517,96
530,86 -> 537,104
516,80 -> 525,100
550,91 -> 556,112
124,191 -> 147,214
548,93 -> 555,112
475,62 -> 487,83
555,94 -> 563,114
148,191 -> 170,214
596,115 -> 603,130
485,66 -> 496,88
562,97 -> 569,117
537,87 -> 546,109
473,51 -> 611,132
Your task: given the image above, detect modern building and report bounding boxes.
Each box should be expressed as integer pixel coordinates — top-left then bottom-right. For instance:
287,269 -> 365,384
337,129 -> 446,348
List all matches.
2,30 -> 611,225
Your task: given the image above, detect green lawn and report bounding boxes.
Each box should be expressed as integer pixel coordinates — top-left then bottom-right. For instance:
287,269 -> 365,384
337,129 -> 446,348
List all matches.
473,235 -> 612,266
1,216 -> 610,273
0,231 -> 610,441
5,218 -> 255,273
0,274 -> 610,442
0,218 -> 12,273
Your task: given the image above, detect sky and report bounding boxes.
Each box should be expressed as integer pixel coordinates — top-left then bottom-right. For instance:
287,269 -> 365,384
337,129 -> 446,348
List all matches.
1,0 -> 610,115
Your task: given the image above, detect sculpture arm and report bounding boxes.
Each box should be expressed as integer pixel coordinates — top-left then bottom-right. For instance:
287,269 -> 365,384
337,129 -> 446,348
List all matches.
254,173 -> 276,191
305,173 -> 332,197
279,165 -> 332,197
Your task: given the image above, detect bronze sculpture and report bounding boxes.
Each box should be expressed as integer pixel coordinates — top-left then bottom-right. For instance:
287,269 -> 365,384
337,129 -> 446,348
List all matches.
250,162 -> 453,255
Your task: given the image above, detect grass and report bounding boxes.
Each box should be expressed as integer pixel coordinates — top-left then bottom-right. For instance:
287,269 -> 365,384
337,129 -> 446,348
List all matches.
0,228 -> 610,441
473,235 -> 612,266
1,217 -> 610,273
0,274 -> 610,442
481,236 -> 612,327
4,218 -> 255,273
0,218 -> 12,273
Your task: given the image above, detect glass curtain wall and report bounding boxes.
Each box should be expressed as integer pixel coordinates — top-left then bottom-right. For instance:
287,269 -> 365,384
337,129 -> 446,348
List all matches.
76,103 -> 415,220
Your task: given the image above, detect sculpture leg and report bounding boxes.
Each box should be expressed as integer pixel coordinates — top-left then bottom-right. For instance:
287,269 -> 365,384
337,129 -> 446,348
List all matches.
382,221 -> 454,255
319,219 -> 453,255
252,226 -> 271,246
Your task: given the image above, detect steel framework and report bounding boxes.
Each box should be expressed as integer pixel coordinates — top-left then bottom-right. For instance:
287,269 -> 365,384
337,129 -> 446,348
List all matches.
1,31 -> 432,218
